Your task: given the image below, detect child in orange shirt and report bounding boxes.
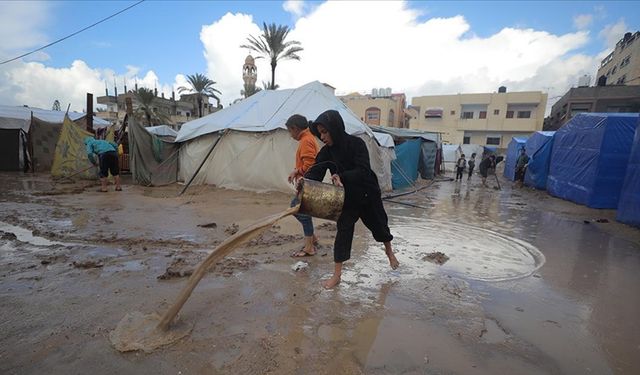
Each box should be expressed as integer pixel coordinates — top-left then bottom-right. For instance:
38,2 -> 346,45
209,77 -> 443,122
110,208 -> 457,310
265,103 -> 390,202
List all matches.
286,114 -> 320,257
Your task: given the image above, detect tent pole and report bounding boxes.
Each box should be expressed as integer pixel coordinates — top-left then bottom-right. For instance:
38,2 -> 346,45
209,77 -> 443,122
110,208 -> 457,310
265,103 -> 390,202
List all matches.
178,130 -> 226,196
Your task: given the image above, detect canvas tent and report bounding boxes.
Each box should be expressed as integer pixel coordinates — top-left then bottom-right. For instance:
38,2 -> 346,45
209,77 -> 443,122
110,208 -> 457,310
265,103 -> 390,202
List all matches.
128,119 -> 180,186
176,81 -> 393,192
442,144 -> 484,175
547,113 -> 639,209
0,104 -> 110,172
503,137 -> 529,181
523,131 -> 555,190
146,125 -> 178,139
616,120 -> 640,227
368,125 -> 441,183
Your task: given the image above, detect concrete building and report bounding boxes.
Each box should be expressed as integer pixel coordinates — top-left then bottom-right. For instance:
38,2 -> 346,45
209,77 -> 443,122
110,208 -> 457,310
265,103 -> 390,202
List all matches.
596,31 -> 640,87
409,88 -> 547,147
544,85 -> 640,130
339,88 -> 409,128
97,85 -> 219,129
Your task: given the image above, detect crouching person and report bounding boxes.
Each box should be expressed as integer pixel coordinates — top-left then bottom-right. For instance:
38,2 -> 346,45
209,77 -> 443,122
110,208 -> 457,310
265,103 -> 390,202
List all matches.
84,136 -> 121,192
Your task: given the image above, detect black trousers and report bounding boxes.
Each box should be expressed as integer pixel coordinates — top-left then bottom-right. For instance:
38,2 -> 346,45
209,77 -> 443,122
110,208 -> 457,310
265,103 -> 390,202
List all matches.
468,166 -> 475,178
334,192 -> 393,263
456,167 -> 464,180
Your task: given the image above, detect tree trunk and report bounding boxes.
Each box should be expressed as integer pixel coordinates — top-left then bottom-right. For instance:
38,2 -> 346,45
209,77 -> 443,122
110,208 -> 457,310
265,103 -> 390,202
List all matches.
271,63 -> 276,90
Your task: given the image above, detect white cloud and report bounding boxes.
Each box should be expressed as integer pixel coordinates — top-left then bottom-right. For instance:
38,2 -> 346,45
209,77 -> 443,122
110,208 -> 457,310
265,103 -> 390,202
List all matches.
573,14 -> 593,30
199,1 -> 594,110
599,19 -> 627,47
283,0 -> 305,17
0,1 -> 50,60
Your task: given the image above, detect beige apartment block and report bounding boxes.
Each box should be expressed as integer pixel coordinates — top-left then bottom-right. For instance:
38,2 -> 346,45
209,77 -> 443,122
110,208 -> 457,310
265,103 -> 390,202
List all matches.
596,31 -> 640,86
409,88 -> 547,148
339,90 -> 408,128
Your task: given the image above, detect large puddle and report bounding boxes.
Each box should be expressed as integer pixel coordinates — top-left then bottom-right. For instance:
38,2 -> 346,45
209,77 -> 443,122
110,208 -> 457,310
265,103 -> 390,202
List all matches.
391,217 -> 545,282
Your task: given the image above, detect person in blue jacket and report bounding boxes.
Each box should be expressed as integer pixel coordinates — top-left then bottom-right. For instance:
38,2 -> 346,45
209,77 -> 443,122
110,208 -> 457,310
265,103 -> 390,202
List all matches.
305,110 -> 399,289
84,137 -> 121,192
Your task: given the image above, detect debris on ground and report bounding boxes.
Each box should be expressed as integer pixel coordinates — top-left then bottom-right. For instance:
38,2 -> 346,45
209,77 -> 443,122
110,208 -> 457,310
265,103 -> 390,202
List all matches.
291,261 -> 309,271
224,223 -> 239,235
72,260 -> 104,269
157,257 -> 195,280
0,231 -> 18,241
423,251 -> 450,265
197,222 -> 217,229
595,218 -> 609,223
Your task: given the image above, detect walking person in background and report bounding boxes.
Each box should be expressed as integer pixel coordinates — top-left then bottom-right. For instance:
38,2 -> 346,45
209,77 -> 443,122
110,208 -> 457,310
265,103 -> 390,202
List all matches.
306,110 -> 399,289
84,136 -> 121,192
286,114 -> 320,257
514,148 -> 529,188
467,152 -> 476,181
455,154 -> 466,181
479,154 -> 496,187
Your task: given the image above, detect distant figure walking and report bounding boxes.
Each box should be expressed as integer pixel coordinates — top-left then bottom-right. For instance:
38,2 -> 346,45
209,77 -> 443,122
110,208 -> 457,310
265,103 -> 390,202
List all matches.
84,136 -> 121,192
479,154 -> 496,187
455,154 -> 466,181
515,148 -> 529,188
467,152 -> 476,180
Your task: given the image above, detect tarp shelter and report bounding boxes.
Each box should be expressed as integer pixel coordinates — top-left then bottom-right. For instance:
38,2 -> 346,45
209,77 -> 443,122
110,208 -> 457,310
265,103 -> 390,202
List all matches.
442,144 -> 484,174
504,137 -> 529,181
616,120 -> 640,227
146,125 -> 178,140
129,119 -> 180,186
391,139 -> 422,189
176,81 -> 393,192
51,116 -> 98,179
547,113 -> 639,209
524,131 -> 555,190
369,125 -> 441,182
0,104 -> 110,172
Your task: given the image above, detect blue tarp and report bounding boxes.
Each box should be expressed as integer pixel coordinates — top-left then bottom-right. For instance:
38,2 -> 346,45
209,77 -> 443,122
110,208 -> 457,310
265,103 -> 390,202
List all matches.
617,121 -> 640,227
524,131 -> 556,190
392,138 -> 422,189
503,137 -> 528,181
547,113 -> 639,209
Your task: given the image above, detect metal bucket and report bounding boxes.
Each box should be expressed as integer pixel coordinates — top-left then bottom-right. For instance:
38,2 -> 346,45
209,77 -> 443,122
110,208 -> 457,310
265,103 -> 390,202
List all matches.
297,178 -> 344,221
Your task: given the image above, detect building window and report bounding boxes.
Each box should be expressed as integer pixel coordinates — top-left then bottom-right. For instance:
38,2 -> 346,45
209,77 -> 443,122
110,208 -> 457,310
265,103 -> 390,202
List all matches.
450,110 -> 456,115
620,55 -> 631,67
463,136 -> 471,144
506,110 -> 514,118
388,109 -> 395,126
177,111 -> 182,116
486,136 -> 501,145
461,111 -> 474,119
479,111 -> 487,119
425,108 -> 443,118
612,66 -> 617,74
616,75 -> 627,85
517,111 -> 531,118
493,109 -> 500,115
365,107 -> 381,125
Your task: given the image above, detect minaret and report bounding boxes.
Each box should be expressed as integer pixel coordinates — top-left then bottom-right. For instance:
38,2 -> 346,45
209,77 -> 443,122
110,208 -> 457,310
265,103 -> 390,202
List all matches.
242,54 -> 257,98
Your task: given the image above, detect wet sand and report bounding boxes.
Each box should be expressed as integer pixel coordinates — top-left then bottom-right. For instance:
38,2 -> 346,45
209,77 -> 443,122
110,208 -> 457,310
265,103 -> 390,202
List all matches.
1,172 -> 639,374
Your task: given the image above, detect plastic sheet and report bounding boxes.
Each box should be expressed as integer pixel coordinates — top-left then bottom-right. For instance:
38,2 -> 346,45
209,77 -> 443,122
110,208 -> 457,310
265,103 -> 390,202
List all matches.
547,113 -> 639,208
617,120 -> 640,227
503,137 -> 528,181
392,138 -> 422,189
524,131 -> 555,190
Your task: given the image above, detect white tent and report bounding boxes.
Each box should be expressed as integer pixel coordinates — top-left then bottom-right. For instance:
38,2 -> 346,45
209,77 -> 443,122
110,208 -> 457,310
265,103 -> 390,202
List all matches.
176,81 -> 394,192
145,125 -> 178,138
442,144 -> 485,173
0,104 -> 110,132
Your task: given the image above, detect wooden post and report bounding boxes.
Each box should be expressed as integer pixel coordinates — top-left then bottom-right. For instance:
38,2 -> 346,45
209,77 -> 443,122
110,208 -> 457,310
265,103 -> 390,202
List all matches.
86,93 -> 94,134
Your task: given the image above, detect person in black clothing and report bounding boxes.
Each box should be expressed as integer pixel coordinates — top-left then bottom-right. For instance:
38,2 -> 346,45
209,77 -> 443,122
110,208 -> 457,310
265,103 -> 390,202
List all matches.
467,152 -> 476,180
479,154 -> 496,187
305,110 -> 399,289
455,154 -> 466,181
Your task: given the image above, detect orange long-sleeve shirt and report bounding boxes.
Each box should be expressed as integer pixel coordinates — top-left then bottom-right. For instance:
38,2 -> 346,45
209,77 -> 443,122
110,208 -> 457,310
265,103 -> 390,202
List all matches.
295,128 -> 319,176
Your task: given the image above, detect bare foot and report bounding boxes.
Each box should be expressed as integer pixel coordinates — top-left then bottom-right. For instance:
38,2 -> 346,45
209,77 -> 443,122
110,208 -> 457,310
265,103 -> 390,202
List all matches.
312,235 -> 319,246
321,275 -> 341,289
386,251 -> 400,270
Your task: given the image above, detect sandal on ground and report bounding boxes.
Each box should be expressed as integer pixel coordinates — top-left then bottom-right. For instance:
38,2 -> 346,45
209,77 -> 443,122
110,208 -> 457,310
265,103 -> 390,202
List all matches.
291,249 -> 316,257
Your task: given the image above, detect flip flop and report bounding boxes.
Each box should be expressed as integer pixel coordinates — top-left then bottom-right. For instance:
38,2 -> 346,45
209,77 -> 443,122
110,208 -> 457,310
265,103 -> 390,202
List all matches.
291,249 -> 316,257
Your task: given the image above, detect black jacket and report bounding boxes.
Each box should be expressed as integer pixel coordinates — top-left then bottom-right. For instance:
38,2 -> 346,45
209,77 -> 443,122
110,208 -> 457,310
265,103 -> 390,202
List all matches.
306,110 -> 381,206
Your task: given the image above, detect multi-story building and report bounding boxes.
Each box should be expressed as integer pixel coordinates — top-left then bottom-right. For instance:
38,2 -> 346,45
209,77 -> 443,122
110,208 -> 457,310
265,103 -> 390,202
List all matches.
409,87 -> 547,147
97,85 -> 220,129
544,85 -> 640,130
339,88 -> 409,128
596,31 -> 640,86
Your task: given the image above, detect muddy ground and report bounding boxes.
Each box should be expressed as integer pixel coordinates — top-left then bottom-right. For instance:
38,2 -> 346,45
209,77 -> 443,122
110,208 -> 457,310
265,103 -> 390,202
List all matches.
1,171 -> 639,374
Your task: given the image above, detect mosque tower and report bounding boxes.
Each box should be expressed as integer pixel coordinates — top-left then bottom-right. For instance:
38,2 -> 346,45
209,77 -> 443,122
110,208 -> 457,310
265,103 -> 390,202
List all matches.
242,55 -> 257,98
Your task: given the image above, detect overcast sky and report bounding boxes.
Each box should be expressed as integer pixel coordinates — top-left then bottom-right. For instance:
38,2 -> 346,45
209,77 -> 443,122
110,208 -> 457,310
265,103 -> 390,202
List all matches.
0,1 -> 638,113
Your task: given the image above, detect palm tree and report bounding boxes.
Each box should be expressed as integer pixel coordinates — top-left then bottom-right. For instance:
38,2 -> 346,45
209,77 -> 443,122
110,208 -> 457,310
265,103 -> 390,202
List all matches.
132,87 -> 170,126
177,73 -> 222,118
241,23 -> 303,91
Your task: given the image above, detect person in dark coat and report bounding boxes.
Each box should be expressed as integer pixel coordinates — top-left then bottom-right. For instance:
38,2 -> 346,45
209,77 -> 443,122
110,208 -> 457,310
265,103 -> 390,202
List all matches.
479,154 -> 496,187
467,152 -> 476,180
305,110 -> 399,289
